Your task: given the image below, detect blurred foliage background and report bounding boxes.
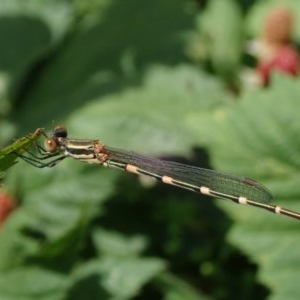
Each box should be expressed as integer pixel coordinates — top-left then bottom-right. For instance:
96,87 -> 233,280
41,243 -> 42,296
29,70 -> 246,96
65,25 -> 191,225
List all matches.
1,0 -> 300,299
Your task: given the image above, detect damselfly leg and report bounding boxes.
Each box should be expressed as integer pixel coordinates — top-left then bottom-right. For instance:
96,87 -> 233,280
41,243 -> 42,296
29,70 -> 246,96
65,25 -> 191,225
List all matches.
16,125 -> 68,168
18,150 -> 65,168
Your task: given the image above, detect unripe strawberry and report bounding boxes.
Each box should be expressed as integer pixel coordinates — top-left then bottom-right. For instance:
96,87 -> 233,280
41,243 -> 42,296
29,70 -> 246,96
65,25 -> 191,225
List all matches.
262,7 -> 294,48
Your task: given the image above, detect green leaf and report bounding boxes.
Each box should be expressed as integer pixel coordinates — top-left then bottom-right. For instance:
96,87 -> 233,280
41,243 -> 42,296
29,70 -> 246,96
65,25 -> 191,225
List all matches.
0,1 -> 73,103
65,65 -> 230,155
198,0 -> 244,80
99,257 -> 166,299
12,0 -> 196,130
157,273 -> 211,300
0,266 -> 68,300
93,229 -> 148,257
0,128 -> 44,175
0,0 -> 73,42
69,230 -> 166,299
187,74 -> 300,300
0,210 -> 42,270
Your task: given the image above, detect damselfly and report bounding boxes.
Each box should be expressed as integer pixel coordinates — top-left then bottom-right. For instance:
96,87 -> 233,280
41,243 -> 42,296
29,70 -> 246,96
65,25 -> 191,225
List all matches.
19,125 -> 300,221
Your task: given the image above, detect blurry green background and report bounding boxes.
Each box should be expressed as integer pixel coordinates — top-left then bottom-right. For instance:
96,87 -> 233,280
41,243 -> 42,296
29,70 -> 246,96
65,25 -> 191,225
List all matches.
1,0 -> 300,299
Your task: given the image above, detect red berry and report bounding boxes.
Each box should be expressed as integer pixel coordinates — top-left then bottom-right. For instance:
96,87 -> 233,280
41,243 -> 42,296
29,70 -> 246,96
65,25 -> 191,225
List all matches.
257,45 -> 300,85
0,191 -> 16,228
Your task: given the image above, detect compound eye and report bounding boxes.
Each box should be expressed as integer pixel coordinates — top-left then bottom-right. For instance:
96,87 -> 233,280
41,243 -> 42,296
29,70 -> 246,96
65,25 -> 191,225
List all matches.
52,125 -> 67,138
44,138 -> 58,152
